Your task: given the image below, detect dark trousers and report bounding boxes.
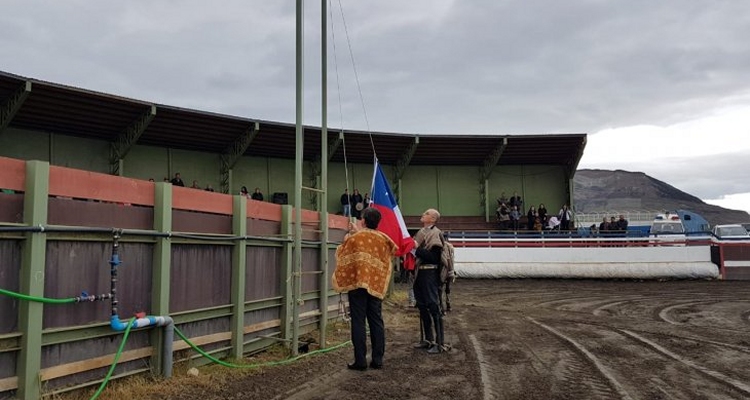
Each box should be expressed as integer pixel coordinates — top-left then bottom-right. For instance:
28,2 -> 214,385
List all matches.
348,288 -> 385,366
413,268 -> 443,345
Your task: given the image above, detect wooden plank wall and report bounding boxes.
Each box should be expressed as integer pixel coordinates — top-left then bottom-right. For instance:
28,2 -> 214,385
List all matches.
0,156 -> 349,396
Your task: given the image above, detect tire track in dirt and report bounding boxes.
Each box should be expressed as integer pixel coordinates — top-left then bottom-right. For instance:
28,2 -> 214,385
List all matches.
535,316 -> 750,399
620,329 -> 750,396
469,334 -> 495,400
566,318 -> 750,355
527,317 -> 633,400
160,280 -> 750,400
656,301 -> 711,325
652,300 -> 750,334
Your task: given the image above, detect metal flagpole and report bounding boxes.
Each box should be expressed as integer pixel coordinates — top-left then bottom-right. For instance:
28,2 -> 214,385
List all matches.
292,0 -> 304,357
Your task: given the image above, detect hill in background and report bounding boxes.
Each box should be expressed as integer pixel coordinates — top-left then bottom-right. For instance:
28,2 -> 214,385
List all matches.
573,169 -> 750,226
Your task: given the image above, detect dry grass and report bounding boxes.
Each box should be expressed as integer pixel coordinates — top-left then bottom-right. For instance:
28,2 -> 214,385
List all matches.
49,286 -> 410,400
49,321 -> 352,400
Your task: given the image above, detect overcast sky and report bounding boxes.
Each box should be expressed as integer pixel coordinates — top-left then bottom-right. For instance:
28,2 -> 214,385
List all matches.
2,1 -> 749,214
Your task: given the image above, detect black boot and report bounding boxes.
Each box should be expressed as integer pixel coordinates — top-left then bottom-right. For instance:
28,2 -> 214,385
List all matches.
427,315 -> 444,354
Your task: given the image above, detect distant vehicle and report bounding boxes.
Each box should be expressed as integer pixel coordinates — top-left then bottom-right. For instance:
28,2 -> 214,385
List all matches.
674,210 -> 711,237
712,224 -> 750,240
650,213 -> 686,245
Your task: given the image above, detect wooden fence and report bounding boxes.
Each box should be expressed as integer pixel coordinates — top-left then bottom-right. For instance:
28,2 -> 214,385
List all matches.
0,156 -> 349,399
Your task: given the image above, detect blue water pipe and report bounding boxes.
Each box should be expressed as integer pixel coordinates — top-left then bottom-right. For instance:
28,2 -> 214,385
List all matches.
107,231 -> 174,378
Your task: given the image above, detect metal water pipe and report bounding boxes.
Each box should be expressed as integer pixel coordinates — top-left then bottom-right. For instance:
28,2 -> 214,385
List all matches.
106,230 -> 174,378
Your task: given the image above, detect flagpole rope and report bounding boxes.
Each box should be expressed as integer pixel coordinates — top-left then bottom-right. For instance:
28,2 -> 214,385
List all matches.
332,0 -> 378,164
329,0 -> 352,198
330,1 -> 386,322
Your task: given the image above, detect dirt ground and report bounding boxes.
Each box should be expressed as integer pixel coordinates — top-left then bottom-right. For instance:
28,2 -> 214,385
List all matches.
122,279 -> 750,400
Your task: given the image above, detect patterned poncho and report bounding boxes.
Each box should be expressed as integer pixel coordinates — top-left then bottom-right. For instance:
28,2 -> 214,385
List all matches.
333,229 -> 398,299
413,225 -> 443,268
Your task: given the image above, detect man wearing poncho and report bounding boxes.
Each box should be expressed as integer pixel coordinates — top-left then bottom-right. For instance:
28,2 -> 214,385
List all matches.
333,208 -> 398,370
412,208 -> 446,354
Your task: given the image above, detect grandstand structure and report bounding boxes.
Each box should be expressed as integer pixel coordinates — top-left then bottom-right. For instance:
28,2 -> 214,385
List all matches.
0,70 -> 586,399
0,70 -> 586,225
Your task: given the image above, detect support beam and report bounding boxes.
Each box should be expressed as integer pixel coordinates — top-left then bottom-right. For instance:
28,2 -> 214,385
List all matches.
566,136 -> 587,210
327,132 -> 343,162
480,137 -> 508,182
109,105 -> 157,176
306,160 -> 321,209
393,136 -> 419,183
391,137 -> 419,204
567,136 -> 587,179
479,137 -> 508,219
0,81 -> 32,135
220,122 -> 260,194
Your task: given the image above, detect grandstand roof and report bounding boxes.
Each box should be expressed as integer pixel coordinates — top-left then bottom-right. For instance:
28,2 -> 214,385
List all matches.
0,70 -> 586,167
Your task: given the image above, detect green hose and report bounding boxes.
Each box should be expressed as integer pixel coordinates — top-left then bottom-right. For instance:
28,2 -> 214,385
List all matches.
89,317 -> 135,400
174,327 -> 351,369
0,287 -> 352,392
0,287 -> 76,304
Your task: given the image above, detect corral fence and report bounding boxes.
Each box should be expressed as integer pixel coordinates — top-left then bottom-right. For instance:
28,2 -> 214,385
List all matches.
0,156 -> 349,400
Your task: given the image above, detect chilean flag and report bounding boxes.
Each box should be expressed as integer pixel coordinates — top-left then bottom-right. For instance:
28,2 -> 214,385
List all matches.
370,158 -> 415,258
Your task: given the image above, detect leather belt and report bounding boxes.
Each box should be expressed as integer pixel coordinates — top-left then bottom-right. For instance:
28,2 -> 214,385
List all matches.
418,265 -> 438,270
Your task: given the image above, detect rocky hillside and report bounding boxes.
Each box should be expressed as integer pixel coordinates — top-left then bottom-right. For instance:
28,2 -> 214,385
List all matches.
574,169 -> 750,226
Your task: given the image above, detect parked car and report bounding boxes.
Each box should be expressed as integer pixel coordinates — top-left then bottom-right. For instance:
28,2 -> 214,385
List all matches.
712,224 -> 750,240
649,213 -> 686,245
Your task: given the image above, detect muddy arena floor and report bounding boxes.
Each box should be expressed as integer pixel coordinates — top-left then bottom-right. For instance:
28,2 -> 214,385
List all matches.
162,279 -> 750,400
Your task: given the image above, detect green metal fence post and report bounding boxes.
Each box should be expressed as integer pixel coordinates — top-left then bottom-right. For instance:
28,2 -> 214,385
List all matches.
230,195 -> 247,359
279,205 -> 294,347
17,160 -> 49,400
150,182 -> 172,375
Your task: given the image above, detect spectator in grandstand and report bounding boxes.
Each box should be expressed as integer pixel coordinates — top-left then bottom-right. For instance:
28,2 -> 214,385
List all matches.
558,204 -> 572,231
351,189 -> 364,219
204,184 -> 215,192
496,202 -> 510,230
599,217 -> 610,232
240,186 -> 249,197
617,214 -> 629,232
533,216 -> 543,231
341,189 -> 352,217
171,172 -> 185,187
190,180 -> 200,189
496,192 -> 509,207
510,205 -> 521,231
251,187 -> 264,201
527,206 -> 537,230
363,192 -> 371,209
610,216 -> 618,232
163,177 -> 170,182
510,191 -> 523,211
148,178 -> 155,182
547,216 -> 560,231
589,224 -> 599,237
538,203 -> 548,225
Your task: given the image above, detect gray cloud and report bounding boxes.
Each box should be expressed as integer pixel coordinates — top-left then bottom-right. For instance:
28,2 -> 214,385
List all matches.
3,0 -> 748,133
1,0 -> 749,207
